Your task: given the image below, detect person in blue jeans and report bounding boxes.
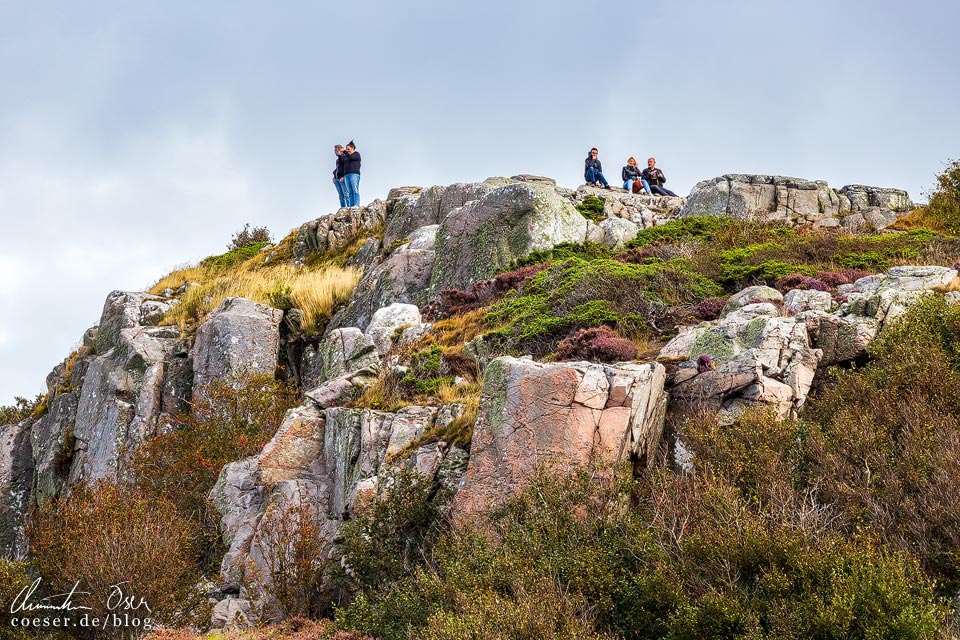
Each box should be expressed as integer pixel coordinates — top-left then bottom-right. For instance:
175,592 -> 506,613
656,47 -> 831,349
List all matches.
584,148 -> 612,189
332,144 -> 348,208
621,156 -> 650,193
340,140 -> 362,206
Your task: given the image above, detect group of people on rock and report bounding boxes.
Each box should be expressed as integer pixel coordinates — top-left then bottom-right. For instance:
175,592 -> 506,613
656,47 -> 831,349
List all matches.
583,148 -> 678,197
332,141 -> 362,207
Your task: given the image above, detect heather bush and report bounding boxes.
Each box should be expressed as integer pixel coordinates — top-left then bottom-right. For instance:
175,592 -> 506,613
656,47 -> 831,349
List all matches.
775,272 -> 829,292
29,482 -> 202,629
555,326 -> 638,363
336,469 -> 444,600
815,267 -> 870,287
688,297 -> 726,321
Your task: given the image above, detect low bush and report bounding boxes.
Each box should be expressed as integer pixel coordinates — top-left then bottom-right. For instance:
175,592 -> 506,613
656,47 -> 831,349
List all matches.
775,272 -> 829,292
29,482 -> 202,628
229,223 -> 272,250
576,195 -> 606,223
688,297 -> 726,321
487,257 -> 722,357
133,373 -> 299,573
555,326 -> 638,363
0,394 -> 44,425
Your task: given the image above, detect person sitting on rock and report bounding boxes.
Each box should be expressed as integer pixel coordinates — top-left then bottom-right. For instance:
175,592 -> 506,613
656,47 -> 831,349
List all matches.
641,157 -> 678,197
622,157 -> 650,193
584,148 -> 612,190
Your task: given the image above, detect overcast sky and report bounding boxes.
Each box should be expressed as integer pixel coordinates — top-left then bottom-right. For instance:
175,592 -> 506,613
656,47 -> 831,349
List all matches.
1,1 -> 958,404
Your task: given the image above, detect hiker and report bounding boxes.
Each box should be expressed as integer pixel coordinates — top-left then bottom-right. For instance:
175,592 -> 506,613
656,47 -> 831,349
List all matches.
340,140 -> 362,207
641,157 -> 678,197
622,157 -> 650,193
333,145 -> 348,208
584,148 -> 612,189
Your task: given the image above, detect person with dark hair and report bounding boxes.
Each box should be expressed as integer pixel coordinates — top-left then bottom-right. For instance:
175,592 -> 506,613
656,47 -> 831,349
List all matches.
584,148 -> 611,189
622,156 -> 650,193
333,144 -> 348,208
641,157 -> 678,197
340,140 -> 362,207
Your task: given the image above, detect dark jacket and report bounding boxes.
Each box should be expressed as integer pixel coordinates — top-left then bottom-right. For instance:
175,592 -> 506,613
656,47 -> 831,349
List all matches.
641,167 -> 666,186
584,155 -> 602,178
342,151 -> 361,176
333,153 -> 346,179
622,164 -> 642,182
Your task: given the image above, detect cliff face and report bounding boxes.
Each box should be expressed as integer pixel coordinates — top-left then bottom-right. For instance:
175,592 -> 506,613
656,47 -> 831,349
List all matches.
3,171 -> 951,629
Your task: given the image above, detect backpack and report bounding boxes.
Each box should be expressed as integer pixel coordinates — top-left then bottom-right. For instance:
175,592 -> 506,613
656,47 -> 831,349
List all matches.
632,179 -> 644,194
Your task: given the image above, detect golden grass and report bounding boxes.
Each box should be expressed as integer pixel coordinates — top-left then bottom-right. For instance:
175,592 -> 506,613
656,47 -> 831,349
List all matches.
421,308 -> 494,349
161,263 -> 361,333
888,206 -> 944,233
148,264 -> 208,295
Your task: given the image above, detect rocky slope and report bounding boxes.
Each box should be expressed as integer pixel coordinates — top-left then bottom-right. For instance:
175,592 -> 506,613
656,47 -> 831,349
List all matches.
2,170 -> 952,632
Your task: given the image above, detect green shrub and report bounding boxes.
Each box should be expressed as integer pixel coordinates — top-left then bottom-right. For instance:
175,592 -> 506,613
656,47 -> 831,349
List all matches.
576,195 -> 606,224
486,257 -> 721,357
626,215 -> 741,248
400,344 -> 455,396
926,159 -> 960,235
200,241 -> 271,271
512,240 -> 612,268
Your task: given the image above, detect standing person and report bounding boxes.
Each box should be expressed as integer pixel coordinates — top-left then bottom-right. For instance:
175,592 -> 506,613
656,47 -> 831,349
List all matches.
622,157 -> 650,193
333,145 -> 348,208
641,157 -> 678,197
584,148 -> 612,190
341,140 -> 362,207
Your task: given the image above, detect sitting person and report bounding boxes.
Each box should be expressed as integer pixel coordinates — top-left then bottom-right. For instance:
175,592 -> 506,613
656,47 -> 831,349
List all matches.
622,157 -> 650,193
584,148 -> 612,189
641,157 -> 678,197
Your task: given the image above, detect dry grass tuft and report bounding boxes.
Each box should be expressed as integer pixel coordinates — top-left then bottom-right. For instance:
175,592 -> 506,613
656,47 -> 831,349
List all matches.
161,263 -> 361,333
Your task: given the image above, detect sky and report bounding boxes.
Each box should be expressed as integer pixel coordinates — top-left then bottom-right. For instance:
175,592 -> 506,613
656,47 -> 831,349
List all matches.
1,0 -> 958,404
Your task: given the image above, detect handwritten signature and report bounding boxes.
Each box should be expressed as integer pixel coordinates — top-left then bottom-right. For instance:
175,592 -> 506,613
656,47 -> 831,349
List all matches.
10,579 -> 152,614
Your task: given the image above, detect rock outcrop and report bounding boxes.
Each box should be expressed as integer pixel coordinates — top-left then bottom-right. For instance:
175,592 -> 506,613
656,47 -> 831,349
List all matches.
209,399 -> 468,621
452,357 -> 667,519
801,265 -> 959,366
69,292 -> 182,485
193,297 -> 283,394
0,421 -> 33,559
681,174 -> 913,229
660,300 -> 822,420
430,182 -> 594,294
292,200 -> 387,264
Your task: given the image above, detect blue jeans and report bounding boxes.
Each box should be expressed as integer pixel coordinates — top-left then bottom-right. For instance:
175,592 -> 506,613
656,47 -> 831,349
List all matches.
623,178 -> 651,193
344,173 -> 361,207
585,167 -> 609,187
334,178 -> 348,208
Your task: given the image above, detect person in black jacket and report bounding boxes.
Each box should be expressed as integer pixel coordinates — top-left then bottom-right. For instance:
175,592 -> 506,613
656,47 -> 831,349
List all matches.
333,144 -> 348,208
584,148 -> 611,189
621,157 -> 650,193
641,157 -> 678,197
341,140 -> 362,206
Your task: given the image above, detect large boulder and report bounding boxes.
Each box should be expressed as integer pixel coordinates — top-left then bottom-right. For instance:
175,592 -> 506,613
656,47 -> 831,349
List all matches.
383,180 -> 504,248
300,328 -> 380,391
430,182 -> 593,294
0,421 -> 33,559
192,297 -> 283,393
680,174 -> 912,229
452,357 -> 667,519
364,303 -> 423,357
661,299 -> 822,420
327,225 -> 438,331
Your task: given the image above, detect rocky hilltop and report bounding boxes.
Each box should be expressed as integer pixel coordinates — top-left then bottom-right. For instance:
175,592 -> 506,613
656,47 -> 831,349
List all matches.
3,170 -> 959,636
